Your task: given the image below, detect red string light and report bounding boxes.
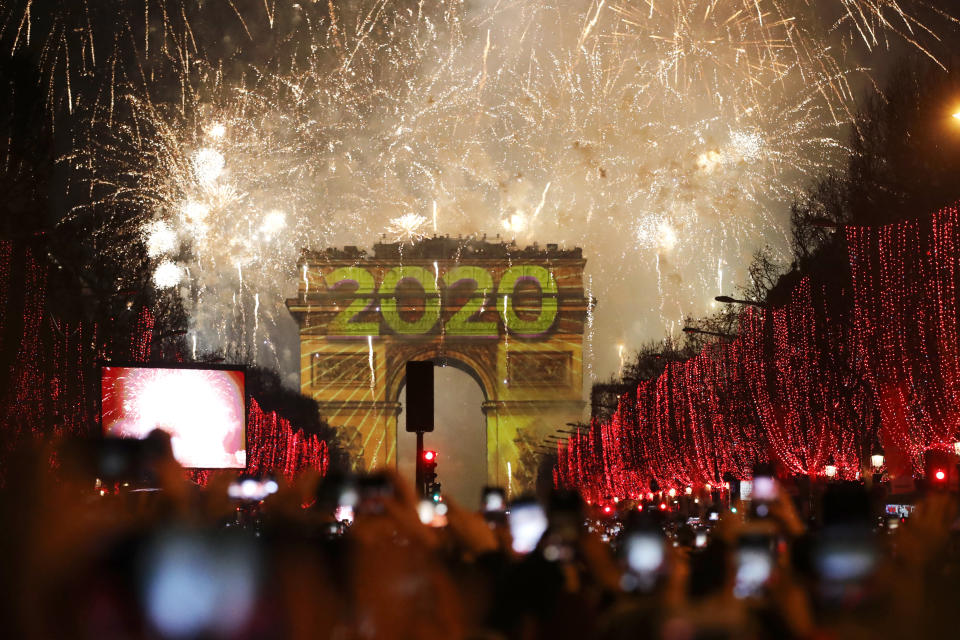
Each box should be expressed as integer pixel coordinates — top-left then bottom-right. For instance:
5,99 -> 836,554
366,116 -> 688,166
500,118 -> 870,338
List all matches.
558,201 -> 960,497
0,243 -> 330,486
847,204 -> 960,475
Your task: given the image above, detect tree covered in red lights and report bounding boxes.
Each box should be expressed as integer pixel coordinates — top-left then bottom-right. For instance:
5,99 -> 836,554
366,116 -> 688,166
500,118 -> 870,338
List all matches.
558,202 -> 960,498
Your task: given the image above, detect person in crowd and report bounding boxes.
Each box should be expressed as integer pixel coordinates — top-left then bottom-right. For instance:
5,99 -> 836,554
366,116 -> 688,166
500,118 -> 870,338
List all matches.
1,436 -> 959,639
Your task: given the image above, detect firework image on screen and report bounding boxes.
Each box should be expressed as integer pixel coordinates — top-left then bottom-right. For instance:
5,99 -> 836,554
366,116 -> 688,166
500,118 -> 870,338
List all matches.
101,366 -> 246,469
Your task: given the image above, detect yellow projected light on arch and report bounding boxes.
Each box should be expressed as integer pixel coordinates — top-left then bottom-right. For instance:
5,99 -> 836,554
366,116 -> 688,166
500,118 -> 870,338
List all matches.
285,238 -> 589,492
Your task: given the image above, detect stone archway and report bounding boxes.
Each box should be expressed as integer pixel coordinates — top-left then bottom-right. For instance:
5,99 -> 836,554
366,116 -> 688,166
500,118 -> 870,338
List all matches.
386,349 -> 494,490
384,347 -> 494,406
394,358 -> 487,506
285,237 -> 589,491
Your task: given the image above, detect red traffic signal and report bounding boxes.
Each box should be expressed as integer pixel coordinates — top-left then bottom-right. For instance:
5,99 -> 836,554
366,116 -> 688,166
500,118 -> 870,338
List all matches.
924,449 -> 954,489
422,450 -> 439,491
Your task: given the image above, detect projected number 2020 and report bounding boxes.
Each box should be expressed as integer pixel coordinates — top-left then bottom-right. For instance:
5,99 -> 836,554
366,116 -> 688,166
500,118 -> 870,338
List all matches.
324,265 -> 558,337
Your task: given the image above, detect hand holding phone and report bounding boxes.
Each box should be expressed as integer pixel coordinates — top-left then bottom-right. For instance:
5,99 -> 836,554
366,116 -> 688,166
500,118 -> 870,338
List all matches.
733,533 -> 774,599
356,473 -> 394,515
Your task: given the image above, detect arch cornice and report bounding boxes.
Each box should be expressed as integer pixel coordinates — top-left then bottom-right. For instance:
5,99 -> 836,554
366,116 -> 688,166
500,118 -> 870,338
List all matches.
384,342 -> 498,404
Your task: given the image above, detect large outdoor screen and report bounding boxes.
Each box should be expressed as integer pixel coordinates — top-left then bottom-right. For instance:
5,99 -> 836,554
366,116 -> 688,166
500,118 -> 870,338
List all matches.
101,365 -> 246,469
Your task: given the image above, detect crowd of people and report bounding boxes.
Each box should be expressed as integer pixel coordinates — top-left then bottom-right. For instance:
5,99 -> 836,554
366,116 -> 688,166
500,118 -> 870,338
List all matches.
2,432 -> 960,640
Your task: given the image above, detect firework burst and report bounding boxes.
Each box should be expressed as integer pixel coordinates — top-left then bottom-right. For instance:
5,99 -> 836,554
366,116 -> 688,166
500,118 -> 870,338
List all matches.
10,0 -> 954,380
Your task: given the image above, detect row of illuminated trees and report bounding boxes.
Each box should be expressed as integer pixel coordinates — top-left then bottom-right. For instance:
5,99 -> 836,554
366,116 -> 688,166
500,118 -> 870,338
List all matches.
555,202 -> 960,502
0,242 -> 329,484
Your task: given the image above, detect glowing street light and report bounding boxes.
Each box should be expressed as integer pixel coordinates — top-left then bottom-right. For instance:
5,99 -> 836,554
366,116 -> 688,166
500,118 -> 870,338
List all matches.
871,443 -> 885,469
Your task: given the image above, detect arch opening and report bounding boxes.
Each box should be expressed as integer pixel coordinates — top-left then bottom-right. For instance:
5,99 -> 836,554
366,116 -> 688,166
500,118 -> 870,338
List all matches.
397,361 -> 487,509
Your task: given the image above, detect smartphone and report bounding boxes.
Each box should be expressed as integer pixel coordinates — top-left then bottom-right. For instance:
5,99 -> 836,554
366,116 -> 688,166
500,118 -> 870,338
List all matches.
228,477 -> 279,502
549,490 -> 583,541
734,533 -> 774,599
333,480 -> 359,524
334,504 -> 354,524
482,487 -> 506,512
884,504 -> 914,519
356,473 -> 394,515
753,476 -> 777,501
694,530 -> 708,548
815,538 -> 876,584
625,531 -> 666,575
815,529 -> 877,604
97,437 -> 147,483
748,473 -> 777,520
139,529 -> 261,637
745,474 -> 776,524
482,486 -> 507,527
508,498 -> 548,554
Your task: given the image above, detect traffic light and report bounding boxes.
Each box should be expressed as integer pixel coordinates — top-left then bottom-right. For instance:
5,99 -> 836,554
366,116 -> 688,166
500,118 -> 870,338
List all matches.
924,449 -> 954,491
427,482 -> 442,503
405,361 -> 434,432
423,450 -> 438,482
422,450 -> 438,497
929,466 -> 949,492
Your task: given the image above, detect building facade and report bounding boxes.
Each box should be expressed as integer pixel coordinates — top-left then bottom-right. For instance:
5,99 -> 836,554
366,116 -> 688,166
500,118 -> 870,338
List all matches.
285,237 -> 589,492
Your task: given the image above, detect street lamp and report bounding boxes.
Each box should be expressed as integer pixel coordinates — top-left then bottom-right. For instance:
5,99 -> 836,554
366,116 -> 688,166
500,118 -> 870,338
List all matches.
808,217 -> 842,230
871,443 -> 885,469
715,295 -> 767,309
682,326 -> 736,340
